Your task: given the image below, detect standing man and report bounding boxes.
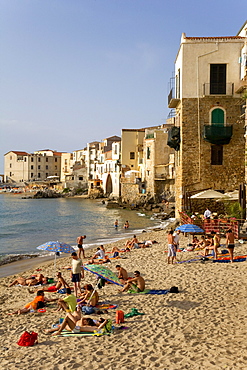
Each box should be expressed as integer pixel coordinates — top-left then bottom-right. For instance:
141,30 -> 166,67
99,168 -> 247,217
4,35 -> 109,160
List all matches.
204,208 -> 212,219
167,230 -> 176,264
77,235 -> 86,259
71,252 -> 83,297
226,229 -> 235,263
173,230 -> 181,253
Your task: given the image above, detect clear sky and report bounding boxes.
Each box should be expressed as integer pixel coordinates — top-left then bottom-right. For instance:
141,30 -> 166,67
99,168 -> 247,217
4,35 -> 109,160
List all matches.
0,0 -> 245,173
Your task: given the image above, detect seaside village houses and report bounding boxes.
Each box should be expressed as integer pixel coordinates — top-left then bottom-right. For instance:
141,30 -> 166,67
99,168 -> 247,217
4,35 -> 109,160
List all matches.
3,21 -> 247,215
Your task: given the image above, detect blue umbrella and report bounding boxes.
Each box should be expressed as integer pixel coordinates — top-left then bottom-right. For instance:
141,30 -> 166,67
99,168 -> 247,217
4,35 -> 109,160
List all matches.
176,224 -> 204,234
37,241 -> 75,275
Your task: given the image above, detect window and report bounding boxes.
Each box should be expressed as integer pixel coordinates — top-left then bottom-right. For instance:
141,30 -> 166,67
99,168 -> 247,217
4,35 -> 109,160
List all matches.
114,145 -> 118,155
147,147 -> 151,159
38,165 -> 41,170
31,173 -> 33,178
38,158 -> 41,162
211,145 -> 223,165
55,158 -> 57,162
130,152 -> 135,160
9,172 -> 12,176
31,157 -> 34,162
55,165 -> 57,170
31,165 -> 33,170
46,165 -> 48,170
10,164 -> 12,168
38,173 -> 41,178
46,158 -> 48,162
46,173 -> 48,177
10,156 -> 12,160
210,64 -> 226,94
65,159 -> 67,164
79,176 -> 83,180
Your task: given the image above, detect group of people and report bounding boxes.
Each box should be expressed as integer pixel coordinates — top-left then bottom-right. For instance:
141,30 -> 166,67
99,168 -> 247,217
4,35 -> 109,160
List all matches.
166,226 -> 236,263
114,220 -> 129,229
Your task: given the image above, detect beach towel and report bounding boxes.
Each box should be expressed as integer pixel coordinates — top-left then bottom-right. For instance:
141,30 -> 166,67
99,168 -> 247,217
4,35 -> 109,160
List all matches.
213,258 -> 246,263
124,308 -> 145,317
96,303 -> 118,310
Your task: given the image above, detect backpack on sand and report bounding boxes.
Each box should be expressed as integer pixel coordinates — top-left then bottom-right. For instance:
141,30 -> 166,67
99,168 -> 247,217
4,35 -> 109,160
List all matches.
17,331 -> 38,346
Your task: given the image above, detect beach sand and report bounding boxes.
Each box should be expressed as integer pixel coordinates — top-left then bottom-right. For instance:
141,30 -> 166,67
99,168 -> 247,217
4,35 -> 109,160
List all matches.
1,228 -> 247,370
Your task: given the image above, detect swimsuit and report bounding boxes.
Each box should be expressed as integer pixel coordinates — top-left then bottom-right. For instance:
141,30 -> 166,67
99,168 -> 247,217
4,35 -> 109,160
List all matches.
228,243 -> 235,249
168,244 -> 176,257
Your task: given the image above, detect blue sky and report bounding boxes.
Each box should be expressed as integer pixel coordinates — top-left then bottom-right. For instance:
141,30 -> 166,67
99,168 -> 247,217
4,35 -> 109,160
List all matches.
0,0 -> 245,173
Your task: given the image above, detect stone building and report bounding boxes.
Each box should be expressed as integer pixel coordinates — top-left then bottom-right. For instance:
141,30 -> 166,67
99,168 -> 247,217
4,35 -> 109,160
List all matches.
167,24 -> 247,216
4,149 -> 62,183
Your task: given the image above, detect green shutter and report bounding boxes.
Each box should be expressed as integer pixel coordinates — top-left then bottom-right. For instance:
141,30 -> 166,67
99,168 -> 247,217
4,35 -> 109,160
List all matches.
211,108 -> 224,126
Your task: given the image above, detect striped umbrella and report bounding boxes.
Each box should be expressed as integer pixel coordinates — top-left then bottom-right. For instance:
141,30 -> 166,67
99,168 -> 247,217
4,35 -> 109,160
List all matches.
176,224 -> 204,234
37,241 -> 75,275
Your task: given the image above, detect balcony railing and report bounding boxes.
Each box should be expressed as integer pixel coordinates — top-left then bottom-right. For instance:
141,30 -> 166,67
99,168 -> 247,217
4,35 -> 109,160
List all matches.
168,88 -> 180,108
203,83 -> 234,96
203,124 -> 233,145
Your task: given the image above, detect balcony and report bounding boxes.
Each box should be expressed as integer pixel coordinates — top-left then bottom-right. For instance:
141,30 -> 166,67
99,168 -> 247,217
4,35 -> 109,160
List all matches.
168,88 -> 180,108
203,124 -> 233,145
203,83 -> 234,96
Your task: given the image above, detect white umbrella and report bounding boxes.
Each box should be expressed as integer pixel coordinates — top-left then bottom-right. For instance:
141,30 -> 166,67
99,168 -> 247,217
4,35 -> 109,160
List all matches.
190,189 -> 226,199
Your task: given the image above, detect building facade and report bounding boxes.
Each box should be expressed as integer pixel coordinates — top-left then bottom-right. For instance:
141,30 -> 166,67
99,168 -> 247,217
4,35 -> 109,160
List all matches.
167,25 -> 247,216
4,149 -> 62,183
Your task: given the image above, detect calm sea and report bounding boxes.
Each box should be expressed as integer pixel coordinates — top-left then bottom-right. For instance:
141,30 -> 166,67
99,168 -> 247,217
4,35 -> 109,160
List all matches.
0,194 -> 165,265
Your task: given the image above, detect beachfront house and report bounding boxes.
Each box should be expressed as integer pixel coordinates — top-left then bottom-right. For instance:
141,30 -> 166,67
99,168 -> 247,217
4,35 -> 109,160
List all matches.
4,149 -> 62,183
167,23 -> 247,217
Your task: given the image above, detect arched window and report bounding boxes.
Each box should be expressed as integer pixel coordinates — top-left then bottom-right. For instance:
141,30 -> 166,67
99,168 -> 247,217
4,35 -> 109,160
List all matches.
211,108 -> 224,126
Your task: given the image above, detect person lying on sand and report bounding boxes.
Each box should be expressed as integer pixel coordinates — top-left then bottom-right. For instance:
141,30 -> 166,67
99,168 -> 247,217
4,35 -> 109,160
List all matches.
8,275 -> 44,287
8,290 -> 58,315
115,265 -> 128,284
28,272 -> 70,293
87,247 -> 110,264
119,271 -> 145,293
125,235 -> 139,249
77,284 -> 99,307
44,310 -> 108,336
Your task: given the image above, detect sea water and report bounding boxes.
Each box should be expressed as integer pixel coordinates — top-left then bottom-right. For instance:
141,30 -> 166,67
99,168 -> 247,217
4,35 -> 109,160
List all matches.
0,194 -> 167,266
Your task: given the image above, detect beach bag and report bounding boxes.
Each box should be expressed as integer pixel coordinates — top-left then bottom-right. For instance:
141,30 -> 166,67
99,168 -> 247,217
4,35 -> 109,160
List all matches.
116,310 -> 124,324
81,306 -> 95,315
169,286 -> 179,293
17,331 -> 38,347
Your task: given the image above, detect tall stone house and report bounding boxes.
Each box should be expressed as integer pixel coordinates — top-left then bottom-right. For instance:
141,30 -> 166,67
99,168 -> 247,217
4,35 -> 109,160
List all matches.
60,150 -> 88,190
167,23 -> 247,216
4,149 -> 62,183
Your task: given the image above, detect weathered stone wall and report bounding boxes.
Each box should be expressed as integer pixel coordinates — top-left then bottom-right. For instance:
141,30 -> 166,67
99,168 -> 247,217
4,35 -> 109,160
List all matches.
175,97 -> 245,216
121,183 -> 142,205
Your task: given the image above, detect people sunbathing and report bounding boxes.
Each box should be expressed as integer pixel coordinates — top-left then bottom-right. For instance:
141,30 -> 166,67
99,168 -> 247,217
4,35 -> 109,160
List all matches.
8,273 -> 47,287
8,290 -> 57,315
28,272 -> 70,293
44,310 -> 108,336
87,247 -> 110,264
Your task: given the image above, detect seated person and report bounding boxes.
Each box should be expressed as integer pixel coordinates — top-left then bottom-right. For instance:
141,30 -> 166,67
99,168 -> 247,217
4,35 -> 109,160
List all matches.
125,235 -> 139,249
56,287 -> 77,312
120,271 -> 145,293
45,311 -> 108,336
115,264 -> 128,284
77,284 -> 99,306
88,247 -> 110,264
190,236 -> 199,249
196,236 -> 206,249
124,221 -> 129,229
111,246 -> 121,258
28,272 -> 70,293
8,290 -> 57,315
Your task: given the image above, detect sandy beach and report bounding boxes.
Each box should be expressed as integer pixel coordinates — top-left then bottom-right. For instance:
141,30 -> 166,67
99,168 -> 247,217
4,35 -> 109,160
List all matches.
1,227 -> 247,370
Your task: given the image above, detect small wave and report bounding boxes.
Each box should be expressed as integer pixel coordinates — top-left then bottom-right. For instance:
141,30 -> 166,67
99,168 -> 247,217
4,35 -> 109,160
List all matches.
0,253 -> 40,266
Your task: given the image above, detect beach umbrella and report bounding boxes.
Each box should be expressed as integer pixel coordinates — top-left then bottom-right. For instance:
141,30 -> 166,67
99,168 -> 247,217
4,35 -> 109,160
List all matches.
37,241 -> 75,274
84,264 -> 123,286
176,224 -> 204,234
190,189 -> 225,199
83,264 -> 123,306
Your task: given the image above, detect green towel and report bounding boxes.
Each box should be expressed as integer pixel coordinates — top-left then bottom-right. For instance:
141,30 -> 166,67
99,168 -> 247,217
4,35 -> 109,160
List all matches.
124,308 -> 145,318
